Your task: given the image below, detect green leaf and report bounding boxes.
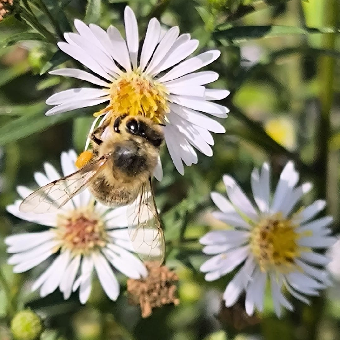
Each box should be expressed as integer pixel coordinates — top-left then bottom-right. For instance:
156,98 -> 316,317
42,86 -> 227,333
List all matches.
41,0 -> 72,33
40,50 -> 69,74
0,32 -> 45,48
0,110 -> 76,146
84,0 -> 102,24
73,117 -> 94,151
0,103 -> 45,116
214,25 -> 321,41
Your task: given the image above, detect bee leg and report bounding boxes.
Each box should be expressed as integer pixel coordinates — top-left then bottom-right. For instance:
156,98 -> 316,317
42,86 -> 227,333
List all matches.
90,119 -> 111,146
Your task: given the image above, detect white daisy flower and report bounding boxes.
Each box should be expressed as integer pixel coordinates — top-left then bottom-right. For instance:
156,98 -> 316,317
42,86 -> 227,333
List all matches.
200,161 -> 335,317
5,150 -> 147,304
45,6 -> 229,176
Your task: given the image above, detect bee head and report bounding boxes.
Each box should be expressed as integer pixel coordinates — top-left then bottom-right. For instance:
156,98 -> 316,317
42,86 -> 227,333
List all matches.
113,115 -> 164,148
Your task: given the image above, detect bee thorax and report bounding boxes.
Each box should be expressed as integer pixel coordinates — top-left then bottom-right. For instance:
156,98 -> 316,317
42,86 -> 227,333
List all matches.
113,142 -> 148,176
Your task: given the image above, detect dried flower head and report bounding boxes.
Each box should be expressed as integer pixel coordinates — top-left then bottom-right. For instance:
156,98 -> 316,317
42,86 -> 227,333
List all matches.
127,262 -> 180,318
0,0 -> 13,21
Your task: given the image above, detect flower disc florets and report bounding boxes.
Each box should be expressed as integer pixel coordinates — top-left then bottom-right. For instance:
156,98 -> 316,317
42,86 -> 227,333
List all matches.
200,161 -> 336,317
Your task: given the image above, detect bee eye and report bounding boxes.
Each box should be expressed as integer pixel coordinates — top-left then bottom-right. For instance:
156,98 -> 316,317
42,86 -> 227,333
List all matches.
113,118 -> 121,133
126,119 -> 139,134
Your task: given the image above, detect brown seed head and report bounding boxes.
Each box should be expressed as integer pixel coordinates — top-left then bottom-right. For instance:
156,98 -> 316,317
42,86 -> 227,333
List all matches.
0,0 -> 14,21
127,262 -> 180,318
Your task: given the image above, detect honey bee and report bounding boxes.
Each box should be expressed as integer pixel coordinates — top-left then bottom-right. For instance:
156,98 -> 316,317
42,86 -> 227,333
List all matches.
19,114 -> 165,265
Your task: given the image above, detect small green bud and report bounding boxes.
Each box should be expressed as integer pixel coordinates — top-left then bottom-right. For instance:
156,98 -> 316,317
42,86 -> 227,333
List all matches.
28,47 -> 46,74
11,309 -> 43,340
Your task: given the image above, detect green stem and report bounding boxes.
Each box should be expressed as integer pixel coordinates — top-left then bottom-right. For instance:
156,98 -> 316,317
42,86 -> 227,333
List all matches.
20,6 -> 56,43
225,101 -> 312,176
0,267 -> 15,318
301,0 -> 338,339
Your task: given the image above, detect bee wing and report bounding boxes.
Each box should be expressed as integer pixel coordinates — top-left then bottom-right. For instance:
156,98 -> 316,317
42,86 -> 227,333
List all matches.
19,154 -> 110,214
127,180 -> 165,266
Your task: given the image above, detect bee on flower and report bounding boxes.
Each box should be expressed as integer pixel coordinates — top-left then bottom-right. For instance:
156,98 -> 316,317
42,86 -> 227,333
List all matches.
200,161 -> 336,317
45,6 -> 229,176
5,150 -> 147,303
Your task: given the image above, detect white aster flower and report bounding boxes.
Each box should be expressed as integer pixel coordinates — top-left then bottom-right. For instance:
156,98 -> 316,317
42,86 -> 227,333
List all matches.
45,6 -> 229,176
5,150 -> 147,303
200,161 -> 335,317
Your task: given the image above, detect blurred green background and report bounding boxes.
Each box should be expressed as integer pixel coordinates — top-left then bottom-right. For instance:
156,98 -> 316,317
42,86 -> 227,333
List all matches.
1,0 -> 340,339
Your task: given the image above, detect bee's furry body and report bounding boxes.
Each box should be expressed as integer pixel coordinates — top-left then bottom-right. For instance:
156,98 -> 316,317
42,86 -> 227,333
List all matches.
89,115 -> 163,206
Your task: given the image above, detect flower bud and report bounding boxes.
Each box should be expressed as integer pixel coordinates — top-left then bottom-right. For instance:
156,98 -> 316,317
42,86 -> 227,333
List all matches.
11,309 -> 43,340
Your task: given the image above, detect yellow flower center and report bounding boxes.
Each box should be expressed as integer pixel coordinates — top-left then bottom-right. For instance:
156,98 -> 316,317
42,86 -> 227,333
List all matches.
250,213 -> 302,273
98,70 -> 170,124
55,206 -> 107,255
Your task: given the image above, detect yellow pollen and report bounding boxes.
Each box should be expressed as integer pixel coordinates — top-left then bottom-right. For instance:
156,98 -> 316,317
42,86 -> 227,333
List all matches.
55,207 -> 107,255
98,71 -> 169,124
250,213 -> 302,273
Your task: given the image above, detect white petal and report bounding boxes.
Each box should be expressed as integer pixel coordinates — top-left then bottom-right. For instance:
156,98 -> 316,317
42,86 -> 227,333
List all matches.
169,95 -> 228,118
298,216 -> 333,234
140,18 -> 161,71
107,26 -> 131,71
280,183 -> 312,217
40,250 -> 71,297
32,251 -> 67,292
159,50 -> 221,83
45,97 -> 109,116
33,172 -> 49,187
204,89 -> 230,100
270,275 -> 293,317
167,85 -> 205,97
124,6 -> 139,69
8,240 -> 58,265
251,165 -> 271,213
150,38 -> 199,76
77,256 -> 94,304
166,112 -> 213,156
88,24 -> 124,76
210,192 -> 236,213
5,231 -> 54,252
300,251 -> 330,266
298,235 -> 336,248
300,200 -> 326,224
223,175 -> 258,220
50,68 -> 109,87
270,161 -> 299,214
213,211 -> 251,229
283,279 -> 310,304
170,103 -> 225,133
200,230 -> 249,246
46,88 -> 108,105
295,259 -> 331,286
93,252 -> 120,300
200,246 -> 249,275
163,125 -> 184,174
153,156 -> 163,181
223,257 -> 256,306
16,186 -> 33,199
103,248 -> 142,279
249,269 -> 266,312
145,26 -> 179,75
163,71 -> 219,86
60,255 -> 81,299
12,251 -> 54,273
64,32 -> 119,77
57,42 -> 112,81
